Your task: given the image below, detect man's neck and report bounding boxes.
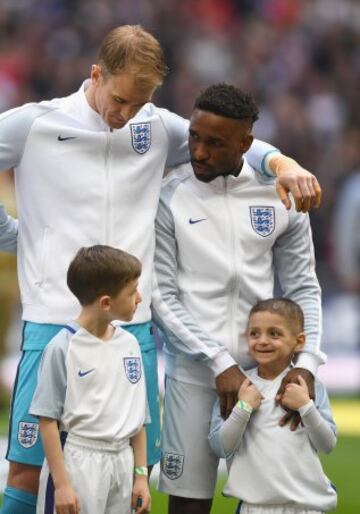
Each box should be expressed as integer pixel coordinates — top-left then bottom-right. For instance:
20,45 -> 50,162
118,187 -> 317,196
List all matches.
84,82 -> 98,113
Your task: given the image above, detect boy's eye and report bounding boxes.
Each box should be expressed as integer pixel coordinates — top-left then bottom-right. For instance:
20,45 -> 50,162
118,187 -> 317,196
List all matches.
270,330 -> 281,337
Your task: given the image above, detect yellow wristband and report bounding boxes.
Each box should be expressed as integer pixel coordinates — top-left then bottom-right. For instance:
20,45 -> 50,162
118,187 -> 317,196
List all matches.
236,399 -> 253,414
135,466 -> 148,476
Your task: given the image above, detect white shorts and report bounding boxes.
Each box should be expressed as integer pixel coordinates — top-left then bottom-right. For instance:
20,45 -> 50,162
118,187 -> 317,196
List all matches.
37,434 -> 134,514
158,377 -> 219,499
239,504 -> 324,514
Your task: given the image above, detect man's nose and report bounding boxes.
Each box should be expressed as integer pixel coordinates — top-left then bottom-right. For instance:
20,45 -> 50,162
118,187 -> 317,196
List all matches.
119,104 -> 136,122
192,142 -> 209,162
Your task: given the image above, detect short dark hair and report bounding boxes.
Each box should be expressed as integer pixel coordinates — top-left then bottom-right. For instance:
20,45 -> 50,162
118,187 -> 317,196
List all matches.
248,298 -> 304,334
67,245 -> 141,306
194,83 -> 259,122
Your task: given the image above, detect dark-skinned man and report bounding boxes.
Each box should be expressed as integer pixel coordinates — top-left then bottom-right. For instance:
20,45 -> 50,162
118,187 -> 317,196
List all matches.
152,84 -> 325,514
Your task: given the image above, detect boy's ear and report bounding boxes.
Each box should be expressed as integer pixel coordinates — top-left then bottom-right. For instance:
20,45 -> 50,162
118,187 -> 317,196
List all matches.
294,332 -> 306,353
99,294 -> 111,311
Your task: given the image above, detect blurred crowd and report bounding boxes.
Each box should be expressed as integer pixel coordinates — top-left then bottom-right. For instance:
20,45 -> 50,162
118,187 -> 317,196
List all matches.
0,0 -> 359,378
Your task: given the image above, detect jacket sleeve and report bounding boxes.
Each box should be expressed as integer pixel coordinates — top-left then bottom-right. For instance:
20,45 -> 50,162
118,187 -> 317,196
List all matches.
160,109 -> 279,176
0,103 -> 56,171
273,210 -> 325,375
0,204 -> 18,254
152,191 -> 237,377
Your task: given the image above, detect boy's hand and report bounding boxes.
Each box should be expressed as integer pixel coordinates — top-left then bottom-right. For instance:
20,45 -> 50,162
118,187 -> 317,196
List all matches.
55,484 -> 80,514
132,476 -> 151,513
281,375 -> 310,411
238,378 -> 262,410
276,368 -> 314,430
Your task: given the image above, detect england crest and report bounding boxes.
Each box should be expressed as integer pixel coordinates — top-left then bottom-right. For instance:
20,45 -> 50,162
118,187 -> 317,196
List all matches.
124,357 -> 142,383
250,206 -> 275,237
130,123 -> 151,154
162,452 -> 184,480
18,421 -> 39,448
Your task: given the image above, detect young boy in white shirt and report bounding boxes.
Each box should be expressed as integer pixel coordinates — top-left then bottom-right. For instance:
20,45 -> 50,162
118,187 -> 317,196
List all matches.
29,245 -> 151,514
209,298 -> 337,514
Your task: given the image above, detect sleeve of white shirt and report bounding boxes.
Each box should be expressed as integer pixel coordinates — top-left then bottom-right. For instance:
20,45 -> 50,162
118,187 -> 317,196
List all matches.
0,204 -> 17,254
273,209 -> 326,375
159,108 -> 280,176
152,187 -> 237,377
29,329 -> 70,420
299,379 -> 337,454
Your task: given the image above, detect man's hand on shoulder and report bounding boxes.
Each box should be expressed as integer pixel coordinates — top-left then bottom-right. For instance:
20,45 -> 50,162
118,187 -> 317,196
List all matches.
276,368 -> 315,431
215,365 -> 246,419
270,155 -> 322,213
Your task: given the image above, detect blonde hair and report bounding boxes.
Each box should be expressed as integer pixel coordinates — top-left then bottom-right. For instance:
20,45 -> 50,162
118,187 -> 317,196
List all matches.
98,25 -> 168,89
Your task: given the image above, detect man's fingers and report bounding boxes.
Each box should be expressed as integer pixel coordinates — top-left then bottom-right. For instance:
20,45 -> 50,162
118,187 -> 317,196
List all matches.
279,410 -> 293,426
276,174 -> 322,213
225,393 -> 237,419
276,183 -> 291,210
280,410 -> 301,430
311,177 -> 322,208
290,412 -> 301,431
219,394 -> 227,418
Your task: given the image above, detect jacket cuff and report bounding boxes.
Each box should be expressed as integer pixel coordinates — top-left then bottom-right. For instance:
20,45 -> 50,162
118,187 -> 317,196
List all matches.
294,351 -> 327,376
208,351 -> 237,376
262,149 -> 281,178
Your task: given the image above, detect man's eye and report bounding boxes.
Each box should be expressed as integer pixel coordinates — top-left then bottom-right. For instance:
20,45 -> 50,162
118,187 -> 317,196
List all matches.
114,98 -> 125,104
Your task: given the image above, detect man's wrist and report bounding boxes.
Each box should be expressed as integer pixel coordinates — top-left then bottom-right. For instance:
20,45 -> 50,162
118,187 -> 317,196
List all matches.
236,399 -> 253,414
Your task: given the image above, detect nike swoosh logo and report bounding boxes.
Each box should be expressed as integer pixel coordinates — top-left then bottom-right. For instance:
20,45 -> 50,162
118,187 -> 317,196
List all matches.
58,135 -> 77,141
189,218 -> 206,224
78,368 -> 95,377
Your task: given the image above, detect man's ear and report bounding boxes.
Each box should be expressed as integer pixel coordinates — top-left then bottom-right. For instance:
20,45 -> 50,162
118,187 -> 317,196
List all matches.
240,134 -> 253,153
294,332 -> 306,353
90,64 -> 102,84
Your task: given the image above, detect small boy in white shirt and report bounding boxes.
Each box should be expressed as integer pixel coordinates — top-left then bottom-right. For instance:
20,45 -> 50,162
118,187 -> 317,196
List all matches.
30,245 -> 151,514
209,298 -> 337,514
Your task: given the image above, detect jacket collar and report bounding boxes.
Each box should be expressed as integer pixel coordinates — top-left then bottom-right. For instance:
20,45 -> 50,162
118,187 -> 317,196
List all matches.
77,79 -> 109,131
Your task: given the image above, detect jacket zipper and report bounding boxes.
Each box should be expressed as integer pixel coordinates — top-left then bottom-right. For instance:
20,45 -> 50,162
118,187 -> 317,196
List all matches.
224,178 -> 238,357
104,132 -> 111,244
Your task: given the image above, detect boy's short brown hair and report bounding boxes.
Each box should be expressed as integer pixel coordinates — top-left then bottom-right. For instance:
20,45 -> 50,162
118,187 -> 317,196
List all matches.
248,298 -> 305,334
98,25 -> 168,90
67,245 -> 141,306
